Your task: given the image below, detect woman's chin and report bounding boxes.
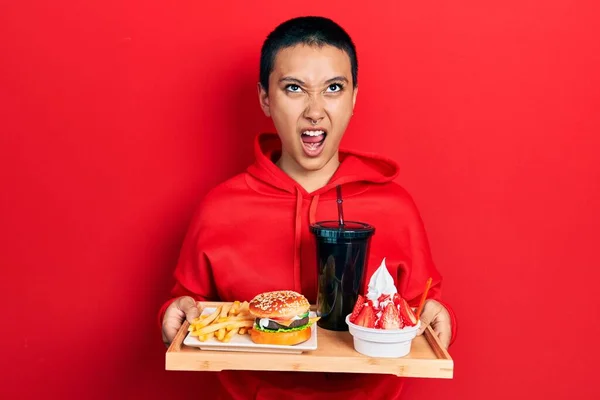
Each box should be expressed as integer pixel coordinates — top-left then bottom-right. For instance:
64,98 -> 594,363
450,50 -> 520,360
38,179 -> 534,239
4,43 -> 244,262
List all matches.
295,152 -> 336,172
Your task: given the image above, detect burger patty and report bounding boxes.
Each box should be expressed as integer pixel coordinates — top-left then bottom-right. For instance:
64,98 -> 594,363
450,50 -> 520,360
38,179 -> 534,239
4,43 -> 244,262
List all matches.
256,316 -> 309,330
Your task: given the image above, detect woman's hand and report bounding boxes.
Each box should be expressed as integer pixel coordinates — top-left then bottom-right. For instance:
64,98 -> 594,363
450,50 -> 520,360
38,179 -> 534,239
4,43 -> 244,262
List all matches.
162,296 -> 200,344
416,299 -> 452,348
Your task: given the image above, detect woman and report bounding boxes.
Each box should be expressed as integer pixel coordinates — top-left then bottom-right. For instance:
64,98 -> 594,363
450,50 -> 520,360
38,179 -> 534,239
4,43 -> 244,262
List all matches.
161,16 -> 456,399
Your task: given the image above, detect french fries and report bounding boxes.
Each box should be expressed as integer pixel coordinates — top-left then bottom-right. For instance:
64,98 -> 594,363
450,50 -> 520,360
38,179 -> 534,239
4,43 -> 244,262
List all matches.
193,306 -> 220,329
224,328 -> 238,343
188,301 -> 252,343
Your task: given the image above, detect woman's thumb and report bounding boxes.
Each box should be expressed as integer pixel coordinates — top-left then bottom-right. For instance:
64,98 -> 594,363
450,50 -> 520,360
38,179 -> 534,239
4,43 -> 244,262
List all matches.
178,296 -> 200,323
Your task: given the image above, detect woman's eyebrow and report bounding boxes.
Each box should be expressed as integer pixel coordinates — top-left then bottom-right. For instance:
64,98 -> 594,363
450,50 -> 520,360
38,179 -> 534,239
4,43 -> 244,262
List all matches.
279,76 -> 349,85
280,77 -> 305,85
324,76 -> 348,84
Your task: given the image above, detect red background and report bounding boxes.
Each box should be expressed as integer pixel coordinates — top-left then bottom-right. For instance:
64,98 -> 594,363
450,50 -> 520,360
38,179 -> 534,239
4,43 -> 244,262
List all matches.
1,1 -> 599,399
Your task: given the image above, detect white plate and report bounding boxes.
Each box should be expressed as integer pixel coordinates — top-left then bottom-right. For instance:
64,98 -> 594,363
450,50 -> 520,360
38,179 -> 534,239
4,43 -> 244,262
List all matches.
183,308 -> 318,354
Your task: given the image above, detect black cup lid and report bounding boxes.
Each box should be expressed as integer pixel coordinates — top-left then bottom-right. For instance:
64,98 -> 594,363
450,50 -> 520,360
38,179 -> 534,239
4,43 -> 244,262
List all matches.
310,220 -> 375,239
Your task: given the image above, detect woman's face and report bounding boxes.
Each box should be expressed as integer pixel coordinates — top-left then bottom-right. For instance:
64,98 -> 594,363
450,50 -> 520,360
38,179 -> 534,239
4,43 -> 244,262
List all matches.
259,44 -> 357,172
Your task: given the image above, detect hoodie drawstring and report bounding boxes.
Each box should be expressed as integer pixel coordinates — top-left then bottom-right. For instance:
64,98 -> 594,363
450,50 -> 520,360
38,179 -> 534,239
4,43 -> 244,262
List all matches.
293,191 -> 321,293
309,194 -> 320,225
293,188 -> 303,291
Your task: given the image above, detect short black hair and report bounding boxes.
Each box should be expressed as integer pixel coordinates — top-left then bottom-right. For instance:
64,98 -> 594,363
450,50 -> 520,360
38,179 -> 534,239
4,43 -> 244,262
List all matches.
260,16 -> 358,91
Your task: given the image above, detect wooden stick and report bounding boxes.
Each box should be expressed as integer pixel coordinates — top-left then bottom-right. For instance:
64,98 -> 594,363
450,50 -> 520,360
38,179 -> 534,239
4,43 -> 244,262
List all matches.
415,277 -> 433,319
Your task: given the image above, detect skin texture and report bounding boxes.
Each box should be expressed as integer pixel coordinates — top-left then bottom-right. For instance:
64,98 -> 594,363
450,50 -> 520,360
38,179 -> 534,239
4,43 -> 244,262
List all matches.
258,44 -> 358,193
162,44 -> 452,348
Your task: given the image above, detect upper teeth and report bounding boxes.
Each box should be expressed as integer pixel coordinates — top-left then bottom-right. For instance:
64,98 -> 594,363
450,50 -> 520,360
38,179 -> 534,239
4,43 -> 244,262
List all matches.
303,130 -> 324,136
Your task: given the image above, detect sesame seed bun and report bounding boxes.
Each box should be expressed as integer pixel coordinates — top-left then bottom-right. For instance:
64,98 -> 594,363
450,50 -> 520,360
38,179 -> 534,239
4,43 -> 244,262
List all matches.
248,290 -> 310,320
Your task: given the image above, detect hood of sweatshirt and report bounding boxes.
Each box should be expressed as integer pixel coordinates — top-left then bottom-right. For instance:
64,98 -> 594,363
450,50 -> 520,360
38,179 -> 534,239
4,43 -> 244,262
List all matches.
246,132 -> 399,197
245,132 -> 401,295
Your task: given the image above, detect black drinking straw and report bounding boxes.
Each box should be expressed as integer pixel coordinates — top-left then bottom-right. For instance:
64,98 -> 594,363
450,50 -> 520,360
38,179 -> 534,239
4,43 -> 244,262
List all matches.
336,185 -> 345,227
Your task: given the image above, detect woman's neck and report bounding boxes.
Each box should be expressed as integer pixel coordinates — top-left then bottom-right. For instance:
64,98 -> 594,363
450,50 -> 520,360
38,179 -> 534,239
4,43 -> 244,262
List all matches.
276,151 -> 340,193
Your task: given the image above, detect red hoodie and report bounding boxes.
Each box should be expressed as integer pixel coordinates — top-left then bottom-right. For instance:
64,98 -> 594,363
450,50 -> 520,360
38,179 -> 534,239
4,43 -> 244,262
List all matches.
159,132 -> 457,399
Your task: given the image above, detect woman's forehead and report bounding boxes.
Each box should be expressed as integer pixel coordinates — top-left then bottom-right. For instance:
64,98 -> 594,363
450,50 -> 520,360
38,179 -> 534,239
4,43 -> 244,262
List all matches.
271,44 -> 352,85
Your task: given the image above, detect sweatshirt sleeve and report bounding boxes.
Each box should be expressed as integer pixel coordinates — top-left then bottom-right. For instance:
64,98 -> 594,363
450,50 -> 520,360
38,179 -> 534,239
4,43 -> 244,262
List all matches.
395,189 -> 458,346
157,202 -> 219,330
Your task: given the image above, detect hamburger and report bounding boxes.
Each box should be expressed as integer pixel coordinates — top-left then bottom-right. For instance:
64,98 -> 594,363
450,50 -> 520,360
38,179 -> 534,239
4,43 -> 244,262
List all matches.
248,290 -> 316,346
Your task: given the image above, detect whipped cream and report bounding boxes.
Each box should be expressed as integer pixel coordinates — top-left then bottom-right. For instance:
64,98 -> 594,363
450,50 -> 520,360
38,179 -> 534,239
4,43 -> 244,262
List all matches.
366,258 -> 397,308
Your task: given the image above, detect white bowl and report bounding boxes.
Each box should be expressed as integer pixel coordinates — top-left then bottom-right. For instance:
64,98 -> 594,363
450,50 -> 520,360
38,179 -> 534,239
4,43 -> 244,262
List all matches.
345,314 -> 421,358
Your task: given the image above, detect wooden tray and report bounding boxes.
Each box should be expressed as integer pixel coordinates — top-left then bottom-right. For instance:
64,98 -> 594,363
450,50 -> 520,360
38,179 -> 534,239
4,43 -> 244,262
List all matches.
166,302 -> 453,379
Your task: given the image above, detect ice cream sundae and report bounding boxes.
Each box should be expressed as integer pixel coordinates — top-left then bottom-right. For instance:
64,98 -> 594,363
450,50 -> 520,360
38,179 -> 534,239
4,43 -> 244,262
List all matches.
345,258 -> 421,358
349,258 -> 418,329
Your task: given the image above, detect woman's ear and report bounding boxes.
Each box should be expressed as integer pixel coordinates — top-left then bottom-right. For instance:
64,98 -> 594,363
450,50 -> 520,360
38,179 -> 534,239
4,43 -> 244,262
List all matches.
257,82 -> 271,117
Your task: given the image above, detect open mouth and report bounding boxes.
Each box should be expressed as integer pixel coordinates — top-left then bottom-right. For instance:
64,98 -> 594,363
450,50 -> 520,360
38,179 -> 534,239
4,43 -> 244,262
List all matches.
301,129 -> 327,157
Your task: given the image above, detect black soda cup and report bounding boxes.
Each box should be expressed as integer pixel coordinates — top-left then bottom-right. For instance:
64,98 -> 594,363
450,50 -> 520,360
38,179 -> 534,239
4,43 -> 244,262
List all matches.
310,221 -> 375,331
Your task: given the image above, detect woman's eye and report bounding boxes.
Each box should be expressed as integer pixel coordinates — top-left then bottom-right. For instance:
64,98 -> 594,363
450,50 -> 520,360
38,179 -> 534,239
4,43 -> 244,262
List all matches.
326,83 -> 343,93
286,84 -> 302,93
